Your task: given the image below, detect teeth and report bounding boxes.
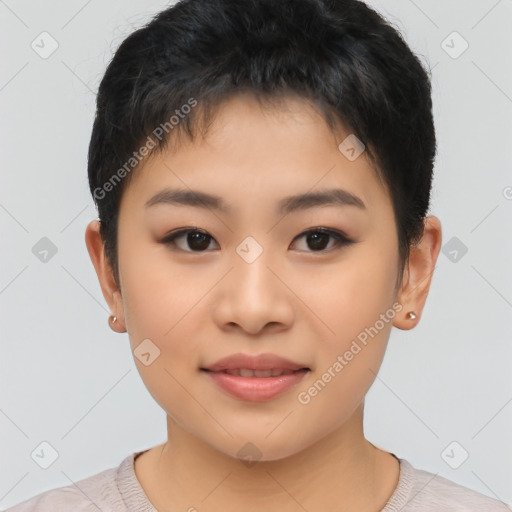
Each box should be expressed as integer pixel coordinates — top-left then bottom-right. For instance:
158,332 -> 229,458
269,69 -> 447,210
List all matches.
223,368 -> 296,377
254,369 -> 272,377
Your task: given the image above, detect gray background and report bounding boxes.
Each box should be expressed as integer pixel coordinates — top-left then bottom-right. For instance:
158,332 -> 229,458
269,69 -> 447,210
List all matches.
1,0 -> 511,508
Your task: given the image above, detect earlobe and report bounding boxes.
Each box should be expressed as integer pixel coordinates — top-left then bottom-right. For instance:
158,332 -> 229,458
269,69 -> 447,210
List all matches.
393,215 -> 442,331
108,312 -> 126,333
85,220 -> 127,333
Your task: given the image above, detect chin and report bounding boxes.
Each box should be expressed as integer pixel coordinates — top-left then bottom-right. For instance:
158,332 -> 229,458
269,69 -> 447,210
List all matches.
209,433 -> 314,465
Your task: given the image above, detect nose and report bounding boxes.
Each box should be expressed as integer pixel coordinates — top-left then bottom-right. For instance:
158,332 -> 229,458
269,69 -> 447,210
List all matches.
211,250 -> 295,336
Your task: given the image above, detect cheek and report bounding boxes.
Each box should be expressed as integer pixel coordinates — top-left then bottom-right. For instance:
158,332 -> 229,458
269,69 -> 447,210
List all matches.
295,307 -> 393,430
118,250 -> 211,415
119,240 -> 203,342
121,265 -> 204,420
299,244 -> 398,344
295,240 -> 397,403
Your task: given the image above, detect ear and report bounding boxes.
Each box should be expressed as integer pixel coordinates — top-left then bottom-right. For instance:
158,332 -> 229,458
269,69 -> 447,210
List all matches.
85,220 -> 126,333
393,215 -> 442,330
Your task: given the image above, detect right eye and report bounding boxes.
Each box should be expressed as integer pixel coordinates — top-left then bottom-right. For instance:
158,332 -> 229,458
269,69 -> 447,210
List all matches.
160,228 -> 220,252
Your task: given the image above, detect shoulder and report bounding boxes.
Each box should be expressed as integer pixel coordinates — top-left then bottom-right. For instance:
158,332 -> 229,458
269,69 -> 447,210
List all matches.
386,458 -> 510,512
5,465 -> 120,512
5,487 -> 105,512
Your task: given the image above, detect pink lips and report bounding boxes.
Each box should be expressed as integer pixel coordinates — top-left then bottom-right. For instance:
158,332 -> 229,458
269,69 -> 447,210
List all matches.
201,353 -> 310,402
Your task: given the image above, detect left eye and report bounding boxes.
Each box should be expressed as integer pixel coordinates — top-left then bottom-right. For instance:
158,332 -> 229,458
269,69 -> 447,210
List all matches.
291,228 -> 354,252
161,228 -> 354,253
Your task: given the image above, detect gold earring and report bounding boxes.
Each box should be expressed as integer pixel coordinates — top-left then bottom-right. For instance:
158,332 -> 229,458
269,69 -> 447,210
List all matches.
406,311 -> 417,320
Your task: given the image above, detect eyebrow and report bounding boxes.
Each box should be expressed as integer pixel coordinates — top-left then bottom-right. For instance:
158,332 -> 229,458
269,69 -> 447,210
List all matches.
144,187 -> 366,214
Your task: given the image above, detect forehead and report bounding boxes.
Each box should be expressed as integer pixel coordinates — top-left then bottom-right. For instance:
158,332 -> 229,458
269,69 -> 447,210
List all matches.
120,93 -> 392,218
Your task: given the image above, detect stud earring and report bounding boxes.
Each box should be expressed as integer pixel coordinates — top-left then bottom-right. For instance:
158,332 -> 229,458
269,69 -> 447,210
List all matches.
108,314 -> 118,330
406,311 -> 417,320
108,314 -> 126,333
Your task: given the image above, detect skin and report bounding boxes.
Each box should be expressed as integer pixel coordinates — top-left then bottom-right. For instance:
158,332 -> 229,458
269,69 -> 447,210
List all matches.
85,93 -> 442,511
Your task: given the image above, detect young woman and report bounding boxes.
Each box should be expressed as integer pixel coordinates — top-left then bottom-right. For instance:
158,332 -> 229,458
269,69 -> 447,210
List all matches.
8,0 -> 509,510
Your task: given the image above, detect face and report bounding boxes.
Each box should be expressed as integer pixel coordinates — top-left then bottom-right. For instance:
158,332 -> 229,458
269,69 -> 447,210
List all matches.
111,94 -> 404,460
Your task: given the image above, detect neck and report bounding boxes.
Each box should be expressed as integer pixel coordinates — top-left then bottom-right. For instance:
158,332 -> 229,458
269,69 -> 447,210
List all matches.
134,405 -> 399,511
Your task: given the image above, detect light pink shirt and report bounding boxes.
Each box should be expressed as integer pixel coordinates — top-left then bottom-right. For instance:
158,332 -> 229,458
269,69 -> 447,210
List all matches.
6,451 -> 510,511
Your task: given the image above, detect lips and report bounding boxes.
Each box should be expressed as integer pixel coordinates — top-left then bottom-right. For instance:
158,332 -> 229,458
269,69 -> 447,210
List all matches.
201,352 -> 310,374
200,353 -> 310,401
219,368 -> 297,377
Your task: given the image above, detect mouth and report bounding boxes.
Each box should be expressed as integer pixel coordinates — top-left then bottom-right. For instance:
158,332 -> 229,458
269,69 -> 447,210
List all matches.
200,353 -> 311,401
200,368 -> 310,377
200,361 -> 310,401
201,352 -> 311,373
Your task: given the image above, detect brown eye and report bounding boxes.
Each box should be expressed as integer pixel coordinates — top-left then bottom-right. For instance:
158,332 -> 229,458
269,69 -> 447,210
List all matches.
161,227 -> 354,253
291,228 -> 354,252
161,229 -> 219,252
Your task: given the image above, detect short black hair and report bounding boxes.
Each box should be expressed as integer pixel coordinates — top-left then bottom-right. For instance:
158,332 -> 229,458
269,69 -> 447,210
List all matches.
88,0 -> 436,292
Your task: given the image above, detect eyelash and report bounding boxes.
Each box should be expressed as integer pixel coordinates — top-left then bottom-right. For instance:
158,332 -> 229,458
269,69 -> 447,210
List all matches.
160,227 -> 355,253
